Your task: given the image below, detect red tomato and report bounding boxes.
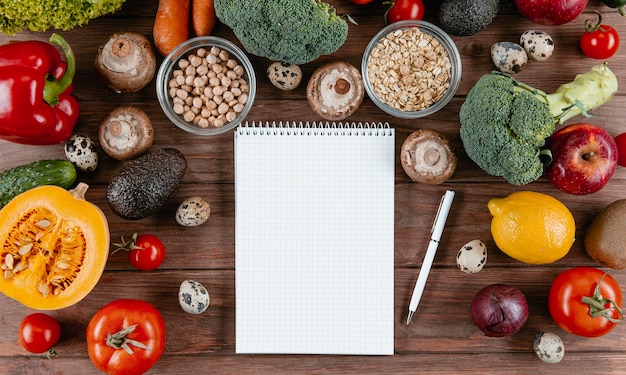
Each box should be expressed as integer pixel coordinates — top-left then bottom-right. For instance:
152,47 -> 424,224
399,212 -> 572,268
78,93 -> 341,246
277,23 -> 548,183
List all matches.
86,299 -> 166,375
385,0 -> 425,24
129,234 -> 166,271
580,13 -> 620,59
549,267 -> 623,337
114,233 -> 166,271
19,313 -> 61,356
615,132 -> 626,167
348,0 -> 375,4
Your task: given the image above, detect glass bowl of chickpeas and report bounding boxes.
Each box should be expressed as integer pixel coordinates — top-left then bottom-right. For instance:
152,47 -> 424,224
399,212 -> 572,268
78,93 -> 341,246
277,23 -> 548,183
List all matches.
156,36 -> 257,135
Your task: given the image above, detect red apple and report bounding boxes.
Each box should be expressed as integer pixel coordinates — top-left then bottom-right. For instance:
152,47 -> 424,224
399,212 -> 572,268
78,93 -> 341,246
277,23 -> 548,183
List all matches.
514,0 -> 588,26
546,123 -> 618,195
614,132 -> 626,167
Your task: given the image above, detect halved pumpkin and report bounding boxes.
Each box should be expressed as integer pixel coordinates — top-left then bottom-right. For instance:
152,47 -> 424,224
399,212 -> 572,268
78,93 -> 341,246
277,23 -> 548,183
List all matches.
0,183 -> 109,310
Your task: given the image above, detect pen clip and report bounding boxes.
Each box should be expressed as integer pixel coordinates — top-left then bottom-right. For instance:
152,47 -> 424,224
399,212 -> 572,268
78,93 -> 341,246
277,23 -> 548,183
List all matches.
430,193 -> 446,234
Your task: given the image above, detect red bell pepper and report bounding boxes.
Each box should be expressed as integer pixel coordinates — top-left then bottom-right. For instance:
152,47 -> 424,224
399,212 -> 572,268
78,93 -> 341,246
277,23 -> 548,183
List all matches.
0,34 -> 79,145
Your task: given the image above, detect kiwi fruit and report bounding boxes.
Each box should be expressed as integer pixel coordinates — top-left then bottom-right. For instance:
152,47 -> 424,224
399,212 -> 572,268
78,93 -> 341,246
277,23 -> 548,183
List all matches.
584,199 -> 626,269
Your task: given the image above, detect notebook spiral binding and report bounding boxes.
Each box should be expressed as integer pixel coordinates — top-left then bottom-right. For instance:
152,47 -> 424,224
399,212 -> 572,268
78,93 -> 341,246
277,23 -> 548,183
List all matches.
237,121 -> 393,137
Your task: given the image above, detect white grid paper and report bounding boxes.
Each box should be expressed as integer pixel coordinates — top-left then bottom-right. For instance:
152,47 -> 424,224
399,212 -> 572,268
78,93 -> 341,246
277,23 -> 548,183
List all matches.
235,122 -> 395,355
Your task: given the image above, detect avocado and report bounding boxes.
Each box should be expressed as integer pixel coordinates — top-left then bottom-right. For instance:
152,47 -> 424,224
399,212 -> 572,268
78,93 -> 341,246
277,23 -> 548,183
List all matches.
106,148 -> 187,220
438,0 -> 501,36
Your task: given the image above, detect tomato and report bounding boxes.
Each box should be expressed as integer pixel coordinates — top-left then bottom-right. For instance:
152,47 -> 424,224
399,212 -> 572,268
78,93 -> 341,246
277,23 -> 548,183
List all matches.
614,132 -> 626,167
549,267 -> 623,337
19,313 -> 61,357
385,0 -> 425,24
348,0 -> 375,4
580,12 -> 620,59
87,299 -> 166,375
114,233 -> 166,271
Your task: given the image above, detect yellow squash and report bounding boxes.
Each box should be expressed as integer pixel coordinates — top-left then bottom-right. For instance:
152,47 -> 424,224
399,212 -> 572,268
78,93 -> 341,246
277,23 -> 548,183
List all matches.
0,183 -> 109,310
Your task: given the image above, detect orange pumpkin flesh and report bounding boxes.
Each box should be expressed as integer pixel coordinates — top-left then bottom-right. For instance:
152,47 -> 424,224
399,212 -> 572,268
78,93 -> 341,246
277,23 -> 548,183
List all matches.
0,183 -> 109,310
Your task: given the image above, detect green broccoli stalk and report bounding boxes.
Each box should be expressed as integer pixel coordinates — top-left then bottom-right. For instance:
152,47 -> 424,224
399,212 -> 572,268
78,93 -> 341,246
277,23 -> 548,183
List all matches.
459,64 -> 618,186
214,0 -> 349,65
0,0 -> 126,35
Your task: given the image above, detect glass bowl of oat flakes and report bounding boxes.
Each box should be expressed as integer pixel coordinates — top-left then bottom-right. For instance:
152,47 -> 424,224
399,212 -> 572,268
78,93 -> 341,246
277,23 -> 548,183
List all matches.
156,36 -> 256,136
362,20 -> 461,119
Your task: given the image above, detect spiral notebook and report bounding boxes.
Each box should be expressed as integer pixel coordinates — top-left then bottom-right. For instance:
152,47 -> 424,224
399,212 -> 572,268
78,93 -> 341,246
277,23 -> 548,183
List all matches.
234,121 -> 395,355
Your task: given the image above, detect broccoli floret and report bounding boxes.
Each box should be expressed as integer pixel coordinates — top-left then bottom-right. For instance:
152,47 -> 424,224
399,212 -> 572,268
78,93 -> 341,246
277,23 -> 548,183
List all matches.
0,0 -> 126,35
214,0 -> 349,65
460,64 -> 618,185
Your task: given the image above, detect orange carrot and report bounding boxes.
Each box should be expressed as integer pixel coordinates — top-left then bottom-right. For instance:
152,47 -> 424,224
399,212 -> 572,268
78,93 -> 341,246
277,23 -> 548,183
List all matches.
192,0 -> 216,37
153,0 -> 190,57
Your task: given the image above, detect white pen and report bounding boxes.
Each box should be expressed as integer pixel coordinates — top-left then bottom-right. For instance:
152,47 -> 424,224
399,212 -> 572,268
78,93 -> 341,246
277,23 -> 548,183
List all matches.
406,190 -> 455,325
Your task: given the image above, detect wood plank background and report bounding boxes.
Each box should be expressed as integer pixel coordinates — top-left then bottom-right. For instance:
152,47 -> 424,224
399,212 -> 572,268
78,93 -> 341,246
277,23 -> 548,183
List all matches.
1,0 -> 626,374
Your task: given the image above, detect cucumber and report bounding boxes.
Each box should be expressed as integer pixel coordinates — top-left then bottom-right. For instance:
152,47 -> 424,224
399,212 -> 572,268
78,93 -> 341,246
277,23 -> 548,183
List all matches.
0,160 -> 77,208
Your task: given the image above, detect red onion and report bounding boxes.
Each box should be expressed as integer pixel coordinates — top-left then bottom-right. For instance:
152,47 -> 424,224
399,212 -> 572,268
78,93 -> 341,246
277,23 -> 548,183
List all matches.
471,284 -> 529,337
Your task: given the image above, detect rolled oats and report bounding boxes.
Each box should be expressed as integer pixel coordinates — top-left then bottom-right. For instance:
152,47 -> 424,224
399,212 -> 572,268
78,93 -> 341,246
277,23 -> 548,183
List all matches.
367,27 -> 452,111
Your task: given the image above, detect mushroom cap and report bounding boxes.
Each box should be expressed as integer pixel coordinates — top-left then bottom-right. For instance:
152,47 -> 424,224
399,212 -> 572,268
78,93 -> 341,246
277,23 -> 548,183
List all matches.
95,32 -> 157,93
99,106 -> 155,161
400,129 -> 457,184
306,61 -> 364,121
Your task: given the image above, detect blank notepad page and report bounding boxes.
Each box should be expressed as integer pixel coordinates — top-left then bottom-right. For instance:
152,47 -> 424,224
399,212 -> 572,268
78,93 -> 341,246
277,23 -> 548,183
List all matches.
234,122 -> 395,355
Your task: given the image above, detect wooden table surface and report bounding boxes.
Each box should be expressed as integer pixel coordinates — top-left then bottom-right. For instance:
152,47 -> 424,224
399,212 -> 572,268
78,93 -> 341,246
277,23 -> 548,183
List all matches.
2,1 -> 626,374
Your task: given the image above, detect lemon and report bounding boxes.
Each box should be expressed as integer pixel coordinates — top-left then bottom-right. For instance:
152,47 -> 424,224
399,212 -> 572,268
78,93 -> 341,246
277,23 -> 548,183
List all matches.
488,191 -> 575,265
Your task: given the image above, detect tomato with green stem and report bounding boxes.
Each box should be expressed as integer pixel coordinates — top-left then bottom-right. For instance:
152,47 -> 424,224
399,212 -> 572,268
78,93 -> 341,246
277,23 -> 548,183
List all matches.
580,11 -> 620,59
19,313 -> 61,357
549,267 -> 623,337
87,299 -> 166,375
385,0 -> 425,24
113,233 -> 166,271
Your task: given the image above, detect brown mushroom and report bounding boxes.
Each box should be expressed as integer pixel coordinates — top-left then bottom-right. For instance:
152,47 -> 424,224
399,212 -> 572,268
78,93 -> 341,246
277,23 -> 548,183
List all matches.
306,61 -> 364,121
95,32 -> 157,93
99,106 -> 155,161
401,129 -> 457,184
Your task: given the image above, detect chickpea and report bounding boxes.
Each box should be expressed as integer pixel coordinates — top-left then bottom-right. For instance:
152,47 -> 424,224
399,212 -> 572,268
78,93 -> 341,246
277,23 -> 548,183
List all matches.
168,46 -> 251,129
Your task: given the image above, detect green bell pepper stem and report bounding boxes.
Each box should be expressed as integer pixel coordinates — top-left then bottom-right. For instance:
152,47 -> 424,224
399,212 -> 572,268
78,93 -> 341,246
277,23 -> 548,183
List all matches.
44,33 -> 76,106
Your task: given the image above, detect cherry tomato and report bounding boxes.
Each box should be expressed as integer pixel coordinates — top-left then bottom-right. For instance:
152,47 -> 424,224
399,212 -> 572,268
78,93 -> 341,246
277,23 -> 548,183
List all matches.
348,0 -> 375,4
385,0 -> 425,24
19,313 -> 61,356
614,132 -> 626,167
114,233 -> 166,271
580,12 -> 620,59
87,299 -> 166,375
549,267 -> 623,337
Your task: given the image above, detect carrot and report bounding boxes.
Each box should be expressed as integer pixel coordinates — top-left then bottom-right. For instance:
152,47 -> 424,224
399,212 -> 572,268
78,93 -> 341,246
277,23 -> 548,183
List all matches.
153,0 -> 190,57
192,0 -> 216,37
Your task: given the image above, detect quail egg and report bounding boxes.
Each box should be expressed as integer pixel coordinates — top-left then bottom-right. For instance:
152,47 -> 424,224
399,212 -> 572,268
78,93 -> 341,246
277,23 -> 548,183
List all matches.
178,279 -> 210,314
64,134 -> 99,172
491,42 -> 528,74
534,332 -> 565,363
175,197 -> 211,227
267,61 -> 303,91
520,30 -> 554,62
456,239 -> 487,274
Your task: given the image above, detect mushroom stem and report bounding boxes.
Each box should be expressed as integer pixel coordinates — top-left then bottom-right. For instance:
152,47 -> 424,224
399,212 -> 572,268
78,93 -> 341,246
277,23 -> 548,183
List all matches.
111,37 -> 133,59
423,148 -> 442,166
108,120 -> 128,138
334,78 -> 351,95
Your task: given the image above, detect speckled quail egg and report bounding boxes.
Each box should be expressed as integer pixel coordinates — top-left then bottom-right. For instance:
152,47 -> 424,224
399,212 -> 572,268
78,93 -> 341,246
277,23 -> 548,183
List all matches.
520,30 -> 554,62
491,42 -> 528,74
534,332 -> 565,363
178,279 -> 210,314
456,239 -> 487,274
267,62 -> 303,91
64,134 -> 99,172
175,197 -> 211,227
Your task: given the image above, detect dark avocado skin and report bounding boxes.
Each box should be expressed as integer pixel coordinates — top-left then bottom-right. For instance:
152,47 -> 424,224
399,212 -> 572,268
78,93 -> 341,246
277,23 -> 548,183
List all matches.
106,148 -> 187,220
